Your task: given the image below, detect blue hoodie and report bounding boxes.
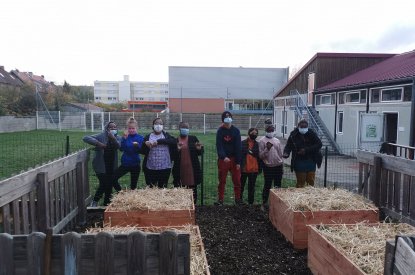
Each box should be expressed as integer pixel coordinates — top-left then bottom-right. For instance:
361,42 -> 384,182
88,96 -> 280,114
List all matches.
120,133 -> 144,167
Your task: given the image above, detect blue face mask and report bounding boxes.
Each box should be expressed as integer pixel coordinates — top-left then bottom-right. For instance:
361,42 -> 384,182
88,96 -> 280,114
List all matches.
298,127 -> 308,134
179,128 -> 189,136
224,117 -> 232,124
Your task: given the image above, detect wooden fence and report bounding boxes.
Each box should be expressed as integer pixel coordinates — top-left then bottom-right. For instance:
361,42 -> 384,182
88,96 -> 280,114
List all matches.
0,149 -> 90,234
357,150 -> 415,226
0,230 -> 190,275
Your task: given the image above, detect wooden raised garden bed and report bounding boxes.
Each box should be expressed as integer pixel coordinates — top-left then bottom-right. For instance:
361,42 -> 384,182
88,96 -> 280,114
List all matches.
269,188 -> 379,249
104,188 -> 195,227
308,223 -> 415,275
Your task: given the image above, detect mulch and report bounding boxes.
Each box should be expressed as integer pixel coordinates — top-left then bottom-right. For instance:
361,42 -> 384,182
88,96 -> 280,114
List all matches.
76,205 -> 311,275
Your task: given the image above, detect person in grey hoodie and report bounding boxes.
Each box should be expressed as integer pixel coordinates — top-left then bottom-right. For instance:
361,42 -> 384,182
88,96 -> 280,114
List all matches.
83,121 -> 121,206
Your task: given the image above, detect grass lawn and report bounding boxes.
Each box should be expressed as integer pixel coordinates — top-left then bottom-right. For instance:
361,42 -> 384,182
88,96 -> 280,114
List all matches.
0,129 -> 296,205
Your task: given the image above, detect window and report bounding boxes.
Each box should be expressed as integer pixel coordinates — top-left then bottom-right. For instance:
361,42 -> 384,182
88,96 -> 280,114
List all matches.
360,90 -> 367,103
338,93 -> 345,104
403,86 -> 412,101
281,110 -> 287,134
382,88 -> 402,101
346,92 -> 360,103
321,95 -> 332,105
315,94 -> 335,105
338,90 -> 366,104
371,89 -> 380,103
315,95 -> 321,105
337,111 -> 344,134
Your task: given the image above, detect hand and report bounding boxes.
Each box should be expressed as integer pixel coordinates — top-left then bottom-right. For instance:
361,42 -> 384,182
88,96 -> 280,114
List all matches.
133,141 -> 138,147
123,130 -> 129,137
236,164 -> 240,170
282,153 -> 289,158
224,157 -> 231,163
195,142 -> 203,150
177,142 -> 183,150
145,141 -> 152,148
266,142 -> 273,150
107,131 -> 116,140
297,148 -> 306,155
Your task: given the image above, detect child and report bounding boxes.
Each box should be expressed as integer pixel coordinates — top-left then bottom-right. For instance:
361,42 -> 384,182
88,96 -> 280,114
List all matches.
114,117 -> 144,190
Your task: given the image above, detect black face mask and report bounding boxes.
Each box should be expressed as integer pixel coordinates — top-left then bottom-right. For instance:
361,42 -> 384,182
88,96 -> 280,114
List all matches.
249,134 -> 258,140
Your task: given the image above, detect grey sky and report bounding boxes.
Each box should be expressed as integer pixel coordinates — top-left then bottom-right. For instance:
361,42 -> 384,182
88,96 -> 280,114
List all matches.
1,0 -> 414,85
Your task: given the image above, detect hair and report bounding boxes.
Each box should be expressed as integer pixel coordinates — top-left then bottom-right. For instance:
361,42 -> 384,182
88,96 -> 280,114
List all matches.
152,117 -> 163,125
105,121 -> 116,130
179,121 -> 189,128
247,127 -> 258,135
221,111 -> 232,122
298,119 -> 308,127
127,117 -> 138,128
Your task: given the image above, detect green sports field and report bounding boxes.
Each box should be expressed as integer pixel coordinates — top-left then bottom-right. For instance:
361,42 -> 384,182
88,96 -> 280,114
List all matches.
0,130 -> 295,205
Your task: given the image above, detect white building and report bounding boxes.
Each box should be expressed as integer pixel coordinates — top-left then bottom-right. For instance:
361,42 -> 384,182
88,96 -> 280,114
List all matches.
94,75 -> 169,105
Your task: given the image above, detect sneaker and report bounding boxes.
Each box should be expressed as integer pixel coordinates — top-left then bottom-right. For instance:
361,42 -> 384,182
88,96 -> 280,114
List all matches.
214,200 -> 224,206
260,203 -> 268,212
235,199 -> 246,206
90,201 -> 98,207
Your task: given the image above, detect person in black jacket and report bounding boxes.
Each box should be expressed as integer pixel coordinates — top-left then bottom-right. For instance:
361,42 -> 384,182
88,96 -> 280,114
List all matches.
172,122 -> 203,202
283,119 -> 322,188
140,117 -> 177,188
240,127 -> 261,205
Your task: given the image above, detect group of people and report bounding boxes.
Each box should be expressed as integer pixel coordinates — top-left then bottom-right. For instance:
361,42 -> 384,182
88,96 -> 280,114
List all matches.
83,117 -> 203,206
215,111 -> 322,209
83,111 -> 322,208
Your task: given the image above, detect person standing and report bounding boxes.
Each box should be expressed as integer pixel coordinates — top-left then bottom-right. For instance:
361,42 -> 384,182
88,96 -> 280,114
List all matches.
283,119 -> 323,188
172,122 -> 203,202
259,121 -> 283,210
83,121 -> 121,206
113,117 -> 144,190
140,117 -> 176,188
240,127 -> 260,205
215,111 -> 243,205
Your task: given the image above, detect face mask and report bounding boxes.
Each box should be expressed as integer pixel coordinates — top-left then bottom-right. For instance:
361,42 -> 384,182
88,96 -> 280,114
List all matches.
154,124 -> 163,132
299,127 -> 308,134
249,134 -> 257,140
110,129 -> 117,135
224,117 -> 232,124
180,128 -> 189,136
265,132 -> 274,138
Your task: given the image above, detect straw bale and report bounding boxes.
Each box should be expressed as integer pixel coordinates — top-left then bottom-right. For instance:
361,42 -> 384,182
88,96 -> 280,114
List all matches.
316,222 -> 415,275
87,225 -> 208,275
276,187 -> 377,211
107,188 -> 194,211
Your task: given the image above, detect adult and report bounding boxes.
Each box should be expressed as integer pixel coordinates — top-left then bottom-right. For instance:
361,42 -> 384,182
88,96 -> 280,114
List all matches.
259,121 -> 283,210
172,122 -> 203,202
215,111 -> 242,205
114,117 -> 144,190
83,121 -> 121,206
240,127 -> 261,205
283,119 -> 323,187
140,117 -> 176,188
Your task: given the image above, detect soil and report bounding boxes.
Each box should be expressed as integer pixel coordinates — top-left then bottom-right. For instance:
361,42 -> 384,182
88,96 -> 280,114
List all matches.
76,206 -> 311,275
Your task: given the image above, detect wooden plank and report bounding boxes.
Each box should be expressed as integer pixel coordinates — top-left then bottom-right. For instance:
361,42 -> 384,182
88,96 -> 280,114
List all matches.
37,172 -> 50,233
0,150 -> 89,207
12,199 -> 21,234
44,228 -> 53,275
393,172 -> 402,212
95,232 -> 114,275
380,168 -> 388,207
160,231 -> 179,275
393,237 -> 415,274
371,156 -> 382,206
59,176 -> 65,223
410,176 -> 415,221
49,178 -> 56,228
402,175 -> 411,216
52,208 -> 78,234
127,231 -> 147,275
358,162 -> 363,194
381,208 -> 415,227
21,193 -> 30,234
55,178 -> 61,225
357,150 -> 415,176
384,240 -> 395,275
61,232 -> 82,275
29,190 -> 37,232
0,233 -> 14,275
387,171 -> 394,209
363,164 -> 369,198
2,204 -> 11,233
27,232 -> 46,275
76,162 -> 87,225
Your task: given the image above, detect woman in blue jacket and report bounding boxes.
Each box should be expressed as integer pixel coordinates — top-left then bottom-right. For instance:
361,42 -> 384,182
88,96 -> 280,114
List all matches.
114,117 -> 144,190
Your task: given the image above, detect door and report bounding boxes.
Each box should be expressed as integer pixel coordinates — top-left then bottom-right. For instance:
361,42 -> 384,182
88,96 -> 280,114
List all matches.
384,113 -> 398,144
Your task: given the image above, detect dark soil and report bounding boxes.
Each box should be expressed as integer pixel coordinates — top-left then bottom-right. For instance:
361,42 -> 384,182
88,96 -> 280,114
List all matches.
77,206 -> 311,275
196,205 -> 311,275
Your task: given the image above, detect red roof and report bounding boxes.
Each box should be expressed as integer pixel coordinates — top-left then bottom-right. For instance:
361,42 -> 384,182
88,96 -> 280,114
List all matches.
318,50 -> 415,91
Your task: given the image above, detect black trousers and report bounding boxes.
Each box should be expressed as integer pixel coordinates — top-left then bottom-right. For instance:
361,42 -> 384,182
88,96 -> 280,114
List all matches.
114,164 -> 141,190
240,172 -> 258,204
145,168 -> 171,188
262,165 -> 283,204
94,173 -> 114,205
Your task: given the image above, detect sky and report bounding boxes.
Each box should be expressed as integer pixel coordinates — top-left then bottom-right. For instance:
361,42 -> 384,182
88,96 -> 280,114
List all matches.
1,0 -> 415,85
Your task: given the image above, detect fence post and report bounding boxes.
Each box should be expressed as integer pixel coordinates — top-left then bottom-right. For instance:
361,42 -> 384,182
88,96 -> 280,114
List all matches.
323,146 -> 328,187
101,112 -> 104,131
65,136 -> 70,156
370,156 -> 382,206
200,150 -> 204,206
0,234 -> 14,274
76,161 -> 87,225
91,112 -> 94,132
37,172 -> 50,233
58,111 -> 62,131
36,111 -> 39,130
108,112 -> 111,123
203,114 -> 206,135
249,116 -> 252,129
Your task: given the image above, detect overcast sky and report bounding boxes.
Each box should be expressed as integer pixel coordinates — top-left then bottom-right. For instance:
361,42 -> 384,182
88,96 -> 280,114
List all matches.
1,0 -> 415,85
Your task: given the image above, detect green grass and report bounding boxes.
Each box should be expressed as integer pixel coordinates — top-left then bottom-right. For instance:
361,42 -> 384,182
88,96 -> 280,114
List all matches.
0,129 -> 296,205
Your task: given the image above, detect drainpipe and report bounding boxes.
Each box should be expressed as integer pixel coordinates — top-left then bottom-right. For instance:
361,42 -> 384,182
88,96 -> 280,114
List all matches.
334,92 -> 338,142
410,78 -> 415,147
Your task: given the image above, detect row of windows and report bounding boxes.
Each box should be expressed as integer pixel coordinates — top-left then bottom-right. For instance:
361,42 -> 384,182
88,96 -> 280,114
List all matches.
133,97 -> 169,101
132,90 -> 169,94
95,97 -> 117,101
129,104 -> 167,110
315,85 -> 412,106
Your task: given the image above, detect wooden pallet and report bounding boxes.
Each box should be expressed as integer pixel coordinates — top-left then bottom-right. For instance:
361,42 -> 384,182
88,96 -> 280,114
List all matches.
268,189 -> 379,249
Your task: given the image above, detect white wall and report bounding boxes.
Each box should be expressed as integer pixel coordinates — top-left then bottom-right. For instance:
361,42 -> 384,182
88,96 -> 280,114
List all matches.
0,116 -> 36,133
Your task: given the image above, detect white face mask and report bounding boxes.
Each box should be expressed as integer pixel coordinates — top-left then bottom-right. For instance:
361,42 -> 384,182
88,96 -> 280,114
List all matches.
223,117 -> 232,124
265,132 -> 274,138
110,129 -> 117,135
154,124 -> 163,132
298,127 -> 308,134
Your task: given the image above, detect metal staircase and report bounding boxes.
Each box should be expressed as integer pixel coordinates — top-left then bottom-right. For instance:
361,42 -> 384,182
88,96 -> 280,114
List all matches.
289,90 -> 341,155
